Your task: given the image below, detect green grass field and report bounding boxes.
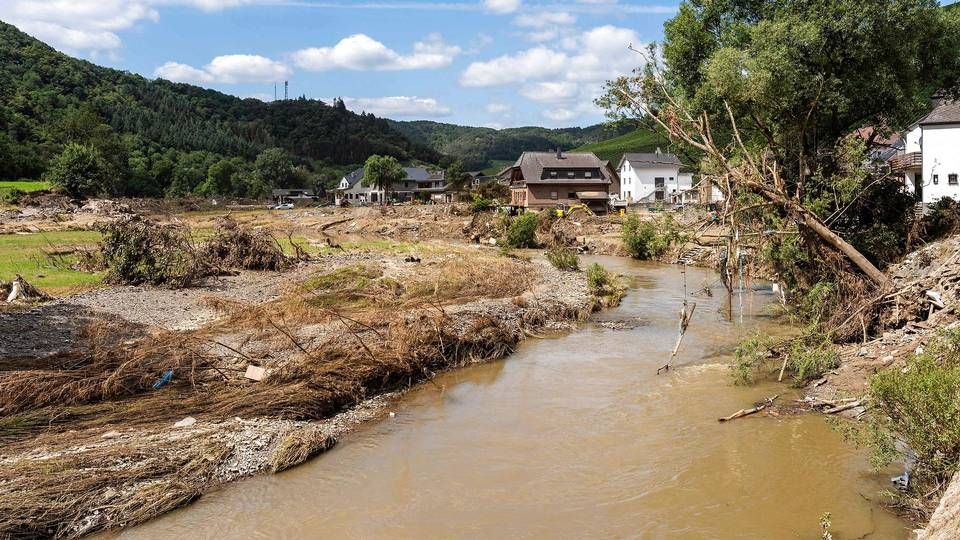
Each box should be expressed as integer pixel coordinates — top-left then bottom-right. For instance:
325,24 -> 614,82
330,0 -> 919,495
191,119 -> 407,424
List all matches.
480,160 -> 513,177
0,180 -> 51,199
572,129 -> 665,164
0,230 -> 103,293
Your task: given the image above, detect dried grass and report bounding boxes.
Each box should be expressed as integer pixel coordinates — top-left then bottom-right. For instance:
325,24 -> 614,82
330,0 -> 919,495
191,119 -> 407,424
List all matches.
270,428 -> 337,472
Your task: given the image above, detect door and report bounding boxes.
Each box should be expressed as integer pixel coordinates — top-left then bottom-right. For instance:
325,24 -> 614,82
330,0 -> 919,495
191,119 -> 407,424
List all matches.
914,172 -> 923,201
654,177 -> 665,201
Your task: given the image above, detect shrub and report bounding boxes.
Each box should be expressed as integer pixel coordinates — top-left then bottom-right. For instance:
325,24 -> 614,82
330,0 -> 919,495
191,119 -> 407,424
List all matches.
545,246 -> 579,271
585,263 -> 624,306
44,143 -> 110,199
470,196 -> 493,213
864,329 -> 960,507
787,335 -> 838,384
731,333 -> 774,385
505,213 -> 538,248
924,197 -> 960,241
202,217 -> 290,271
621,213 -> 684,260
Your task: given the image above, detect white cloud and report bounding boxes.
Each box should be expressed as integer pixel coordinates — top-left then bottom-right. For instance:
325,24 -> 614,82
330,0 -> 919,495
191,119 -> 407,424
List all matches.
486,102 -> 511,114
293,33 -> 460,71
463,24 -> 643,124
542,108 -> 577,122
338,96 -> 452,118
484,0 -> 521,14
154,54 -> 291,83
0,0 -> 257,55
460,47 -> 568,87
519,81 -> 579,103
513,11 -> 575,29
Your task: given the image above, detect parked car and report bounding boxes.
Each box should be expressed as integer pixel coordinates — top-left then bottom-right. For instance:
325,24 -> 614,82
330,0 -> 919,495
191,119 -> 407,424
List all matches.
273,202 -> 294,210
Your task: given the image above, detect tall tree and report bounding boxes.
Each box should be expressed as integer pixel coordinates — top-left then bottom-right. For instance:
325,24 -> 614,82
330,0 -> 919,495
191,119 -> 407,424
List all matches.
254,148 -> 294,188
445,160 -> 469,192
601,0 -> 960,288
363,155 -> 406,204
44,143 -> 109,198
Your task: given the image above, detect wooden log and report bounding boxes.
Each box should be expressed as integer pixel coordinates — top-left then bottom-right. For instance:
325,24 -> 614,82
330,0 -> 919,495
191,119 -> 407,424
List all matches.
718,394 -> 779,422
824,399 -> 863,415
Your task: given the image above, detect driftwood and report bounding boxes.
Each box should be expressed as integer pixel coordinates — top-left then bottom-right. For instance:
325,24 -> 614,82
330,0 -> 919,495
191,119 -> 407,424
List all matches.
823,399 -> 863,414
718,394 -> 779,422
657,302 -> 697,374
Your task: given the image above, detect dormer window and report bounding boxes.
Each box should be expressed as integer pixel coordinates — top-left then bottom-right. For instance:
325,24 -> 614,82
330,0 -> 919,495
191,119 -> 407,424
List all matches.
567,172 -> 574,178
585,172 -> 592,178
550,171 -> 558,178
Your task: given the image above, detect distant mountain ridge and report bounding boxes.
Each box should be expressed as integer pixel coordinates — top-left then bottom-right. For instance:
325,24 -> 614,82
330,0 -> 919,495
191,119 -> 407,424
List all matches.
0,20 -> 438,188
388,120 -> 647,170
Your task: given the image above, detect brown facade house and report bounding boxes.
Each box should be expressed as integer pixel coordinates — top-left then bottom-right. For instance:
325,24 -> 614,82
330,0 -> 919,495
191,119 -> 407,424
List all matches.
499,151 -> 620,215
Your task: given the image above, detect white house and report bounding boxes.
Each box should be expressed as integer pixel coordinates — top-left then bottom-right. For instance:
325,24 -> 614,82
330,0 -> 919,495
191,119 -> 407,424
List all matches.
892,100 -> 960,206
617,151 -> 693,205
335,166 -> 447,205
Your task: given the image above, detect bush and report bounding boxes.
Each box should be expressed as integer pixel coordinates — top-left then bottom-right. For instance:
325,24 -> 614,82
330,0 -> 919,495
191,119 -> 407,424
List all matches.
864,329 -> 960,507
470,196 -> 493,213
586,263 -> 610,294
585,263 -> 624,306
621,213 -> 684,260
730,331 -> 837,386
505,213 -> 538,248
545,246 -> 579,271
731,333 -> 774,385
202,217 -> 290,271
924,197 -> 960,241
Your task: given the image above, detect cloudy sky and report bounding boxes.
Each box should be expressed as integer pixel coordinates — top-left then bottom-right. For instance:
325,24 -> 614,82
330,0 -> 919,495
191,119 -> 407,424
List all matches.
1,0 -> 681,127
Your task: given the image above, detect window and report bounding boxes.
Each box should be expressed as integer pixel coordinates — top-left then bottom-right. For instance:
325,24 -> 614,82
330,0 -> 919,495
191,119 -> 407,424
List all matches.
567,172 -> 575,178
568,192 -> 576,199
550,171 -> 558,178
951,174 -> 959,186
585,171 -> 592,178
934,174 -> 939,185
550,191 -> 558,200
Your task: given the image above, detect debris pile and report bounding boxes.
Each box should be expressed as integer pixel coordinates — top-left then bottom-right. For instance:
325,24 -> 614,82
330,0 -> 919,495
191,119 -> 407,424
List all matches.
0,275 -> 49,304
202,216 -> 290,271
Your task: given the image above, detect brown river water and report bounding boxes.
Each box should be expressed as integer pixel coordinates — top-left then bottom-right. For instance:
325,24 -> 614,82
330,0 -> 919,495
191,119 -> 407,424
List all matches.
121,257 -> 910,539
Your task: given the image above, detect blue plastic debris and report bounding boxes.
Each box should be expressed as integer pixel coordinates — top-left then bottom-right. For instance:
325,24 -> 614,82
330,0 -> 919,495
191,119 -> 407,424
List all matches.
152,370 -> 174,390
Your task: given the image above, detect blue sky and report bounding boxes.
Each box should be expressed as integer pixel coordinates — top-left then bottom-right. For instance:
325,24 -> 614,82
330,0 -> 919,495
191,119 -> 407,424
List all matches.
1,0 -> 680,127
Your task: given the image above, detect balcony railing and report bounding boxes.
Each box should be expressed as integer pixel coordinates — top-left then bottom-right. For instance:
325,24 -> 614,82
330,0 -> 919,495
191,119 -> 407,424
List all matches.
890,152 -> 922,172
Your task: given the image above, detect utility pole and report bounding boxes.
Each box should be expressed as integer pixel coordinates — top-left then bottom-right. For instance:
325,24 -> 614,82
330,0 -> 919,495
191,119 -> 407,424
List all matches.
284,81 -> 288,100
274,83 -> 277,101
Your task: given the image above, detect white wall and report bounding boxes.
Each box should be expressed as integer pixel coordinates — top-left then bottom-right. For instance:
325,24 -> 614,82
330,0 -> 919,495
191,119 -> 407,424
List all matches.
923,124 -> 960,204
619,160 -> 682,203
905,125 -> 922,154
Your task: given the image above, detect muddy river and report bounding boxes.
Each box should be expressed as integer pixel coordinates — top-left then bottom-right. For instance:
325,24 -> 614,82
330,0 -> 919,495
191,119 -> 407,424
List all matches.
122,258 -> 909,539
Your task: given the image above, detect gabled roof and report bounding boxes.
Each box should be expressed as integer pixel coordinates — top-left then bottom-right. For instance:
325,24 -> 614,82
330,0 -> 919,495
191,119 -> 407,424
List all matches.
618,152 -> 682,170
500,151 -> 613,184
341,167 -> 364,188
919,100 -> 960,126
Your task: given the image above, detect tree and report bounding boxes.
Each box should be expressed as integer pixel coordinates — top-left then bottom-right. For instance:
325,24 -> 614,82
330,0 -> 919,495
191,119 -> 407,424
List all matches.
601,0 -> 960,288
196,158 -> 238,196
363,155 -> 406,204
254,148 -> 294,188
44,143 -> 109,198
445,160 -> 469,192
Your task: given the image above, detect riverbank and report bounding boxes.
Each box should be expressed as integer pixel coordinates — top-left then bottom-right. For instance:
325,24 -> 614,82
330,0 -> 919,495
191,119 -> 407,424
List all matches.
0,221 -> 622,538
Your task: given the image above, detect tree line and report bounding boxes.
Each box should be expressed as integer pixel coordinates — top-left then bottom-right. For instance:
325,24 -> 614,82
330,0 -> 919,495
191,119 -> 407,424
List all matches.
0,21 -> 440,198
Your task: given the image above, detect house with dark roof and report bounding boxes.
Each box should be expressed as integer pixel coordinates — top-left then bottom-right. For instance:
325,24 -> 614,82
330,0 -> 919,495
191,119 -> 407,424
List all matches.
499,150 -> 619,215
335,166 -> 448,205
890,99 -> 960,206
617,150 -> 696,205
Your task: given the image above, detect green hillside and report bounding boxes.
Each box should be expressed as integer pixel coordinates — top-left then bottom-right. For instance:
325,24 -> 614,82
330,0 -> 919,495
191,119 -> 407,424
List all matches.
571,129 -> 666,164
389,120 -> 642,170
0,21 -> 439,197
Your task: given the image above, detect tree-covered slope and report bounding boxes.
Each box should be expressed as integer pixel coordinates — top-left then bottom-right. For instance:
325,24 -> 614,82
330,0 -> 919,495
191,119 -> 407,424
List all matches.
388,120 -> 645,170
0,21 -> 438,195
571,129 -> 667,164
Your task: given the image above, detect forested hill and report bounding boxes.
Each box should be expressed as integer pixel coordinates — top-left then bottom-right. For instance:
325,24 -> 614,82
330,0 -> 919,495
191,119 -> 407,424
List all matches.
388,120 -> 643,171
0,21 -> 438,197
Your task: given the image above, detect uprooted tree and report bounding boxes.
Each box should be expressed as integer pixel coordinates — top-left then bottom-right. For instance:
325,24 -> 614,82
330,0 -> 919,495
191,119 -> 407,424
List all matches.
599,0 -> 960,293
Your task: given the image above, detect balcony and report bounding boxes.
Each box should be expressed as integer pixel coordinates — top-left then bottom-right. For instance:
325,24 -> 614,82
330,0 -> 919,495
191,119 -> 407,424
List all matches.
890,152 -> 922,172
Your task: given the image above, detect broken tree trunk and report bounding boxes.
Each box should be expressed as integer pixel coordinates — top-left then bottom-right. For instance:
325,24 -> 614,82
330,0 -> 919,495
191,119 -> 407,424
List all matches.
718,394 -> 779,422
